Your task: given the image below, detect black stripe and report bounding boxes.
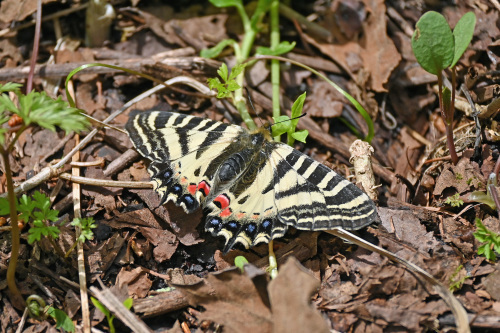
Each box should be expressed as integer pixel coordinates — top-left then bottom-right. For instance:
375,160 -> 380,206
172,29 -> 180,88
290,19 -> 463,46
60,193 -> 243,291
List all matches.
176,127 -> 190,156
295,157 -> 314,175
304,164 -> 330,186
195,123 -> 230,160
153,111 -> 175,129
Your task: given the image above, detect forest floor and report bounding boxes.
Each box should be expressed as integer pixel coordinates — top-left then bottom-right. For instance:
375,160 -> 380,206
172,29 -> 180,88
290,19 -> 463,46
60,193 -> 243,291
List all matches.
0,0 -> 500,332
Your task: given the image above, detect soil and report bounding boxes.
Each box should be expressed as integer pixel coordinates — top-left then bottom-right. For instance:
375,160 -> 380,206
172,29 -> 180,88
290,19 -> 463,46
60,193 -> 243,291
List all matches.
0,0 -> 500,332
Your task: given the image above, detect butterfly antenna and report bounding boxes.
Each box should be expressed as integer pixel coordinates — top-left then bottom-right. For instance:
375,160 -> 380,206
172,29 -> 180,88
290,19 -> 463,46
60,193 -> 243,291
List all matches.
272,113 -> 307,126
245,88 -> 265,127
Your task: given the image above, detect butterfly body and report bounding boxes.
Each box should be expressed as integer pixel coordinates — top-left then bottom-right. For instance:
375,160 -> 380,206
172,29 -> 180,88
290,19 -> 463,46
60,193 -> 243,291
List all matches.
126,111 -> 377,252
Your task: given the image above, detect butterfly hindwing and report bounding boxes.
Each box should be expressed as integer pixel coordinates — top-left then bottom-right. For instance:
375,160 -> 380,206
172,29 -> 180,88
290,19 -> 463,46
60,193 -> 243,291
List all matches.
126,111 -> 377,252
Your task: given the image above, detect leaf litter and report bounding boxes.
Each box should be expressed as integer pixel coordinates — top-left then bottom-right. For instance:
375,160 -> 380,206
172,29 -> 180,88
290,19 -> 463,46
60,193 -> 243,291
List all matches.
0,0 -> 499,332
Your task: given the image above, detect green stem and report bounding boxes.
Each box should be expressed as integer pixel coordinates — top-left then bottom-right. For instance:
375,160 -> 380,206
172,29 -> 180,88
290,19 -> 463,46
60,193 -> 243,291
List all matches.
232,5 -> 258,131
2,144 -> 24,306
270,0 -> 281,141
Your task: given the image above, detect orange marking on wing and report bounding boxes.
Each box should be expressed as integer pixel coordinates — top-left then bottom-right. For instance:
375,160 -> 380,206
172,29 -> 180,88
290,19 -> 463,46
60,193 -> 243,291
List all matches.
187,184 -> 197,195
220,208 -> 232,217
213,194 -> 230,210
236,212 -> 246,219
198,181 -> 211,196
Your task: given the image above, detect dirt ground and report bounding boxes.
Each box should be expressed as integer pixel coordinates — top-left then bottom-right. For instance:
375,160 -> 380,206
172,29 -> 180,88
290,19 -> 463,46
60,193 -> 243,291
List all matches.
0,0 -> 500,332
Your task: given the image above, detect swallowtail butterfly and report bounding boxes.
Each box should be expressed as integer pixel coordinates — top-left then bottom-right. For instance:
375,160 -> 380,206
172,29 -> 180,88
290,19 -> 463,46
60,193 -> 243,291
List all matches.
126,111 -> 377,252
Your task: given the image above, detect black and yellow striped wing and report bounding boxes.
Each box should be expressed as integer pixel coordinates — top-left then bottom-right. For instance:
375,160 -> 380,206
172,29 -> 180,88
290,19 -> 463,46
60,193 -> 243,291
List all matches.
126,111 -> 377,252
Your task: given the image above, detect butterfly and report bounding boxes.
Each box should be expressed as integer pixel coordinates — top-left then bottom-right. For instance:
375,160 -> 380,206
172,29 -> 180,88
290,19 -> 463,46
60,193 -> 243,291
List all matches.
125,110 -> 377,253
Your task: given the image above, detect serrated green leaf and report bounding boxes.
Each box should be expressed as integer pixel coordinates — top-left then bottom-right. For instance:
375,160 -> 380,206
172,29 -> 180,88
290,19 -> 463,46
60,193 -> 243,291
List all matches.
217,63 -> 229,82
0,94 -> 20,113
47,307 -> 75,332
291,130 -> 308,143
207,77 -> 223,90
0,83 -> 22,94
201,39 -> 237,59
209,0 -> 242,7
451,12 -> 476,68
226,80 -> 241,92
256,41 -> 296,56
412,11 -> 454,75
228,63 -> 247,81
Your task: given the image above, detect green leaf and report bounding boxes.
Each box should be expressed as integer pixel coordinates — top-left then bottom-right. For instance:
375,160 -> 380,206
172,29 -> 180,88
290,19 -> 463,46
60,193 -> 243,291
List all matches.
0,197 -> 10,215
291,130 -> 308,143
256,41 -> 296,56
451,12 -> 476,68
209,0 -> 242,7
47,307 -> 75,332
217,63 -> 229,82
16,92 -> 89,134
123,298 -> 133,310
228,63 -> 247,81
234,255 -> 249,272
201,39 -> 237,59
73,217 -> 97,242
0,83 -> 22,94
226,80 -> 241,92
290,92 -> 306,129
271,115 -> 291,137
474,218 -> 500,261
412,11 -> 454,75
18,194 -> 36,221
91,297 -> 110,317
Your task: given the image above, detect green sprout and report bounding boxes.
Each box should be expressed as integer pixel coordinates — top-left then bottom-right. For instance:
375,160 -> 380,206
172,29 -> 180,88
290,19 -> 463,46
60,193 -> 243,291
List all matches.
474,218 -> 500,261
412,11 -> 476,165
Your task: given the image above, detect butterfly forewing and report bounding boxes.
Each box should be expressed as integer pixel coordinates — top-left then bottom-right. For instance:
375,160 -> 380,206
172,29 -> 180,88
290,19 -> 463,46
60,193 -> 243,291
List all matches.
126,110 -> 377,252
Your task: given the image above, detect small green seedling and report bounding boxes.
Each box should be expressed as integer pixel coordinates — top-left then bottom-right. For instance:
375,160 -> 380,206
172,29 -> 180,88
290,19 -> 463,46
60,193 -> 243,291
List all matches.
412,11 -> 476,165
91,297 -> 133,333
207,63 -> 247,99
234,255 -> 249,272
474,218 -> 500,261
271,92 -> 309,145
444,193 -> 464,208
448,265 -> 469,292
27,295 -> 75,332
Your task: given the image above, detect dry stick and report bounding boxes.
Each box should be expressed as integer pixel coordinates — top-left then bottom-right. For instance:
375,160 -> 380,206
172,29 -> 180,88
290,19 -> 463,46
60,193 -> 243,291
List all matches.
90,285 -> 153,333
325,228 -> 469,333
2,76 -> 211,199
72,135 -> 91,333
59,173 -> 152,188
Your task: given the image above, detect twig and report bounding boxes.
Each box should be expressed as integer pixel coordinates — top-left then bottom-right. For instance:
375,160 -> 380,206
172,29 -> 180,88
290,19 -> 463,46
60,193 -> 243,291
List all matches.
349,140 -> 378,201
72,135 -> 91,333
26,0 -> 42,93
59,173 -> 152,188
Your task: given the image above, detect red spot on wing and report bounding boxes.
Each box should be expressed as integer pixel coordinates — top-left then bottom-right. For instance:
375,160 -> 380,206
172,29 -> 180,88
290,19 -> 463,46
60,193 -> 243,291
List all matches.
213,194 -> 230,210
220,208 -> 232,217
236,212 -> 246,219
180,176 -> 188,184
187,184 -> 197,195
198,181 -> 211,196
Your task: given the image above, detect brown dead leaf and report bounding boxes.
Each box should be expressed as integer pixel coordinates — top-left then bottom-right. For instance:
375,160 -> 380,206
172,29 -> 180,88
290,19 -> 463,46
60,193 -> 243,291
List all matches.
365,300 -> 420,331
130,188 -> 203,246
0,0 -> 56,24
303,0 -> 401,92
268,257 -> 330,333
377,207 -> 440,254
116,267 -> 153,299
304,81 -> 345,118
138,226 -> 179,263
482,266 -> 500,301
87,232 -> 126,280
433,159 -> 484,196
174,267 -> 272,333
